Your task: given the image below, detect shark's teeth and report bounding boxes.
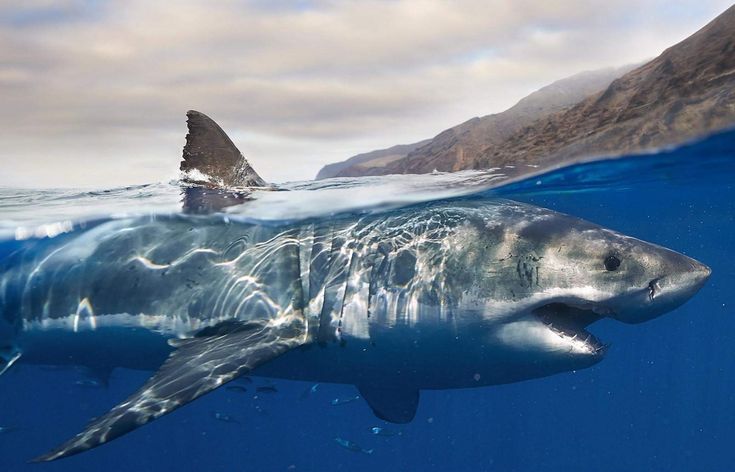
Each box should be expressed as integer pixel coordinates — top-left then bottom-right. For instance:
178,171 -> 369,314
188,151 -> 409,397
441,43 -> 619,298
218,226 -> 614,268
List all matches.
541,315 -> 606,355
532,301 -> 607,356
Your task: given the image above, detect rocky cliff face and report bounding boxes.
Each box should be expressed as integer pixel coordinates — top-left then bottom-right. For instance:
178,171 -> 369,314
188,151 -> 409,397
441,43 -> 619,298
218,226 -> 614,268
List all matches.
325,65 -> 633,178
475,4 -> 735,170
385,65 -> 637,175
321,5 -> 735,179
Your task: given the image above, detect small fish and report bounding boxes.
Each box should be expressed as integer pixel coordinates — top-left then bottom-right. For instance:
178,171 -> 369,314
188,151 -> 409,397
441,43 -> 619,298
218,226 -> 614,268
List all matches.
74,379 -> 103,388
225,385 -> 248,394
210,411 -> 239,424
330,395 -> 360,406
256,386 -> 278,394
300,383 -> 319,400
334,437 -> 373,455
0,426 -> 19,434
235,376 -> 253,385
371,427 -> 402,437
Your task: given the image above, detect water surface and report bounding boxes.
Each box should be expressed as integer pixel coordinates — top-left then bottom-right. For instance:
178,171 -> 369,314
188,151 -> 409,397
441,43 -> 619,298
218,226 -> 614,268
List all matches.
0,129 -> 733,471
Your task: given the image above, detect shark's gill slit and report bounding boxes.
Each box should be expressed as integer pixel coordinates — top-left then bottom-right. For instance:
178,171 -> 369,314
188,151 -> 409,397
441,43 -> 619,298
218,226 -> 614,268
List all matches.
648,278 -> 661,301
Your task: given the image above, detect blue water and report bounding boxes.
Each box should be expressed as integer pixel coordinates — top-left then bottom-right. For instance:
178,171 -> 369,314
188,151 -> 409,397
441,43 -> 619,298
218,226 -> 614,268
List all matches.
0,129 -> 733,471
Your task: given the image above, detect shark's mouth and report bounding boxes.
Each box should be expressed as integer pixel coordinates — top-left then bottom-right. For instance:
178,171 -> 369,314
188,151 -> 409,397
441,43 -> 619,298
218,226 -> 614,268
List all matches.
532,302 -> 608,356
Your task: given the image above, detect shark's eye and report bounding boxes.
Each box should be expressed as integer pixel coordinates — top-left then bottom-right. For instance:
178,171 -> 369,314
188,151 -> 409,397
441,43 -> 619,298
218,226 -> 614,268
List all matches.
604,255 -> 621,271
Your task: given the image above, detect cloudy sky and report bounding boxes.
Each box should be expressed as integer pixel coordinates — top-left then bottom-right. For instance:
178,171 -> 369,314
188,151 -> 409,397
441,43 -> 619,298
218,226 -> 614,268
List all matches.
0,0 -> 732,187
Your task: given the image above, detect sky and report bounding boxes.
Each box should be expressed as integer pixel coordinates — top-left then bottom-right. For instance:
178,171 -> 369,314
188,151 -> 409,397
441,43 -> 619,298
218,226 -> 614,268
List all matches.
0,0 -> 732,188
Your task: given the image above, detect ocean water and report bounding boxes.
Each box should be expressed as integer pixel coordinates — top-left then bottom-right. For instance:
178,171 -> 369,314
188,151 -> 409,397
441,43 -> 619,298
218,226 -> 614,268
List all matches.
0,128 -> 733,472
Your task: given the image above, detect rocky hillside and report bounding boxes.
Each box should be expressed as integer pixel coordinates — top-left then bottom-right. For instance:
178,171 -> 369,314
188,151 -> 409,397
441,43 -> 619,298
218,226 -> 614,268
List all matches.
475,4 -> 735,170
320,5 -> 735,179
385,65 -> 637,175
319,65 -> 635,178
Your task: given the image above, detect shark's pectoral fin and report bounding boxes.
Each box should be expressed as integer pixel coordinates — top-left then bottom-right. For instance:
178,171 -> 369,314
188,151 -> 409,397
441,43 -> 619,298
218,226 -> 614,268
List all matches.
33,316 -> 306,462
357,384 -> 420,424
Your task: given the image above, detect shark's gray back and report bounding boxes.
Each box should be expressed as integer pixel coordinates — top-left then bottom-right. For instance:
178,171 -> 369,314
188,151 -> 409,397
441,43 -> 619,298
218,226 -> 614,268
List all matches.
1,201 -> 495,340
2,199 -> 560,350
1,218 -> 300,334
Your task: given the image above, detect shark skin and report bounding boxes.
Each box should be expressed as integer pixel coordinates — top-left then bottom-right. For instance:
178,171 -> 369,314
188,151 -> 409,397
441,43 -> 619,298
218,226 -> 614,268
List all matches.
0,111 -> 711,461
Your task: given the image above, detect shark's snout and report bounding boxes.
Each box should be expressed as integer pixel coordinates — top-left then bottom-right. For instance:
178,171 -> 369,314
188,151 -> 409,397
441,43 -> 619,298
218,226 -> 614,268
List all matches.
616,252 -> 711,324
680,259 -> 712,292
691,259 -> 712,285
659,256 -> 710,297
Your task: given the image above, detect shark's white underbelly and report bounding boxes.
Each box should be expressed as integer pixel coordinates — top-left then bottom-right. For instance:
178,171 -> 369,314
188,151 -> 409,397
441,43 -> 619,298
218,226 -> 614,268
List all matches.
17,309 -> 597,390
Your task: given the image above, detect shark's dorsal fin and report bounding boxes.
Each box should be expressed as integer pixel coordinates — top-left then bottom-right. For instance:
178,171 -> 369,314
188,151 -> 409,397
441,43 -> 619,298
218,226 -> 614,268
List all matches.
34,317 -> 306,462
357,384 -> 419,424
180,110 -> 268,188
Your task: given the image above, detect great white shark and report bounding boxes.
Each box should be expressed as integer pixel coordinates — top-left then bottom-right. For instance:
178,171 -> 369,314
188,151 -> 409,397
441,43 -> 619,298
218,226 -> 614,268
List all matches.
0,111 -> 711,462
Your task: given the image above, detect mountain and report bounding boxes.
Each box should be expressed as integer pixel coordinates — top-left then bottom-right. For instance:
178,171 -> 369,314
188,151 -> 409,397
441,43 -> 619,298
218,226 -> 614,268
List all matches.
325,64 -> 636,178
315,140 -> 429,179
474,4 -> 735,170
321,5 -> 735,179
383,64 -> 637,176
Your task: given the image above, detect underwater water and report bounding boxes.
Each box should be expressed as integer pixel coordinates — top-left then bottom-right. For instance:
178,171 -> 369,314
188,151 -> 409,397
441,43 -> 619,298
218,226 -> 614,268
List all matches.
0,128 -> 733,472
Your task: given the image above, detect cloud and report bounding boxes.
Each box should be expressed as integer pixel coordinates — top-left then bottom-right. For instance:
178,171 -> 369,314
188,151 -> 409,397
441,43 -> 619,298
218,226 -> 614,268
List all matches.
0,0 -> 732,186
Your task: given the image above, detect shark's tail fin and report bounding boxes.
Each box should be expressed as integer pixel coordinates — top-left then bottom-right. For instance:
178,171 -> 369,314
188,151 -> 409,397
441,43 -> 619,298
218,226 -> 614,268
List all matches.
180,110 -> 268,188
